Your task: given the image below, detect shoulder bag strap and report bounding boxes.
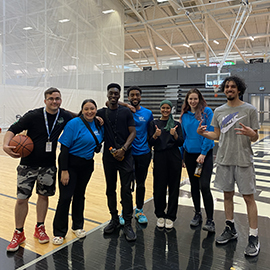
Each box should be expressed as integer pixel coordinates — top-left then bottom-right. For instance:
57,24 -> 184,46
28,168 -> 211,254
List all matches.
80,115 -> 99,146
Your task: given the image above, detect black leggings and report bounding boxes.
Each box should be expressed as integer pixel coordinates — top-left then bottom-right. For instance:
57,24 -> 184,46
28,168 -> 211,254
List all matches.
184,149 -> 214,220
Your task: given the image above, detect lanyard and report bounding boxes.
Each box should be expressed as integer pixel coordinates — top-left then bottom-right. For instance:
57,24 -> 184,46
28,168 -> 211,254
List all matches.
43,107 -> 60,142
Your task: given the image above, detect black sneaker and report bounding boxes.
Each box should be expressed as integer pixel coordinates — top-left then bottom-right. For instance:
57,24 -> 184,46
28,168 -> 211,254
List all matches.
216,226 -> 238,244
123,224 -> 137,241
244,235 -> 260,257
202,219 -> 215,233
104,219 -> 120,234
190,212 -> 202,227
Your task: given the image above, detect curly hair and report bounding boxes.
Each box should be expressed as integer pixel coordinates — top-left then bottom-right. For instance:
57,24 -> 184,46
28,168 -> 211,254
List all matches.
179,88 -> 207,122
220,75 -> 246,97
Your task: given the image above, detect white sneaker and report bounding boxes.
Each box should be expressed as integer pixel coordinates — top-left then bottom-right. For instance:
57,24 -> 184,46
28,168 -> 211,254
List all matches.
52,236 -> 64,245
165,219 -> 174,229
72,229 -> 86,238
157,218 -> 165,228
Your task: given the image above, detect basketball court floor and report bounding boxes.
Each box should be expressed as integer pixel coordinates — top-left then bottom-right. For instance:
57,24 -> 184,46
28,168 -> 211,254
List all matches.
0,128 -> 270,270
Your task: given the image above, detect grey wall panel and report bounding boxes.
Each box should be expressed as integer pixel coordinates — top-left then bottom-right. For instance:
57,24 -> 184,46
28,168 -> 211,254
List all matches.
177,66 -> 216,84
124,63 -> 270,97
153,69 -> 178,85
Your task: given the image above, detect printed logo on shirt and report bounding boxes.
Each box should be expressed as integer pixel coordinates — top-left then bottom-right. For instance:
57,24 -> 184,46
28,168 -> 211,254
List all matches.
220,112 -> 246,133
139,116 -> 146,122
57,117 -> 64,125
94,130 -> 100,136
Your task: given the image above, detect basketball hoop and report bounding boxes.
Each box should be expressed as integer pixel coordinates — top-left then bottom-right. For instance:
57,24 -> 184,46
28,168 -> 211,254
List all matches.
213,85 -> 219,97
213,85 -> 219,93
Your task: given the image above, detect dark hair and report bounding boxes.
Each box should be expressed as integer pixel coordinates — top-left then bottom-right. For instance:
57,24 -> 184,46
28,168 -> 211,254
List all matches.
107,83 -> 121,92
220,75 -> 246,97
180,88 -> 207,121
78,99 -> 100,130
127,86 -> 142,96
44,87 -> 61,99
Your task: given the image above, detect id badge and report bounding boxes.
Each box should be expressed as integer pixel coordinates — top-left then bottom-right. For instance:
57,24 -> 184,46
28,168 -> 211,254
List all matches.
46,141 -> 52,152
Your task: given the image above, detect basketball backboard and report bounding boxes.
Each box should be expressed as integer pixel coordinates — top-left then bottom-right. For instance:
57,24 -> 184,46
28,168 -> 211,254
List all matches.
205,72 -> 231,88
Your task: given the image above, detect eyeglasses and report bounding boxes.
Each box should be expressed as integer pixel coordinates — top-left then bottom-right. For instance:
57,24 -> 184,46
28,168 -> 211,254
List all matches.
46,97 -> 61,102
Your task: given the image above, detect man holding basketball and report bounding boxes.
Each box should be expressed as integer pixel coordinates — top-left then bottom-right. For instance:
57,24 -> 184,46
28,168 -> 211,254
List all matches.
3,87 -> 73,252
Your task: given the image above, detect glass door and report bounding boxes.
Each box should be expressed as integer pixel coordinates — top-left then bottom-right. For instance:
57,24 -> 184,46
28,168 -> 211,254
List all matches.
249,94 -> 270,124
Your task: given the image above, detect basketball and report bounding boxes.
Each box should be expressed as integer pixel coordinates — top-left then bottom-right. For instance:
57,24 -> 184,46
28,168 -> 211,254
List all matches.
9,134 -> 34,158
214,93 -> 218,97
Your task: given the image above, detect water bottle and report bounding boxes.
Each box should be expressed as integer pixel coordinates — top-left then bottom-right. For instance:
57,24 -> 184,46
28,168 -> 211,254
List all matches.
194,163 -> 203,177
109,147 -> 124,161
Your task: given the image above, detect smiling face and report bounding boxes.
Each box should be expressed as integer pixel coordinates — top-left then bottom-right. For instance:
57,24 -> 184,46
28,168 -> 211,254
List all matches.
160,104 -> 171,119
107,87 -> 120,107
224,80 -> 240,101
187,93 -> 199,112
44,92 -> 62,114
128,89 -> 141,108
82,101 -> 97,122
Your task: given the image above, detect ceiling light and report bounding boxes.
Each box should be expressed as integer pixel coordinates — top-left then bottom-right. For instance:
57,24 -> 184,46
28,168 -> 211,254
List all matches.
132,50 -> 139,53
249,36 -> 254,41
170,57 -> 180,60
156,46 -> 162,51
37,68 -> 48,72
14,70 -> 23,74
213,40 -> 219,44
157,0 -> 168,2
59,19 -> 70,23
63,65 -> 77,71
183,44 -> 190,48
23,27 -> 32,30
102,9 -> 115,14
109,52 -> 117,55
71,56 -> 79,60
11,63 -> 19,65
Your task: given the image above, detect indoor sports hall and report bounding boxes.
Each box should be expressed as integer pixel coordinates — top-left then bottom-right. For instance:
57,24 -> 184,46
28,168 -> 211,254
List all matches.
0,1 -> 270,269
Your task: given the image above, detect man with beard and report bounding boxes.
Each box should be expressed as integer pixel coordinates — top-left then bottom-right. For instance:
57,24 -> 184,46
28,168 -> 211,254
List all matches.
97,83 -> 137,241
197,76 -> 260,257
118,86 -> 153,225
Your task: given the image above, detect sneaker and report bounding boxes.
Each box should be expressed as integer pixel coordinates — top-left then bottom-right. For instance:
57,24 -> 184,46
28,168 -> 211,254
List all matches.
216,226 -> 238,244
244,235 -> 260,257
72,229 -> 86,238
190,212 -> 202,227
119,211 -> 125,226
34,225 -> 49,244
165,219 -> 174,229
7,230 -> 26,252
157,218 -> 165,228
104,219 -> 120,234
123,224 -> 137,241
203,219 -> 215,233
52,236 -> 64,245
135,208 -> 148,224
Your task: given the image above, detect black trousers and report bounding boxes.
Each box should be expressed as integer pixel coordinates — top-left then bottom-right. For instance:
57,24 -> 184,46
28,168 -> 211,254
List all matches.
102,153 -> 133,225
153,147 -> 182,221
184,149 -> 214,220
133,151 -> 152,209
53,154 -> 94,237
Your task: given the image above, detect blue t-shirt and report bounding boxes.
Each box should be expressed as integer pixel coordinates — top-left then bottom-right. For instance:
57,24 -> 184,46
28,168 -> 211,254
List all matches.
132,106 -> 153,155
59,117 -> 104,160
181,107 -> 214,155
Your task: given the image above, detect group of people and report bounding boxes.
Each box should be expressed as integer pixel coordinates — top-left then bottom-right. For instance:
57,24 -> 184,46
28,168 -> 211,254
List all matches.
3,75 -> 260,257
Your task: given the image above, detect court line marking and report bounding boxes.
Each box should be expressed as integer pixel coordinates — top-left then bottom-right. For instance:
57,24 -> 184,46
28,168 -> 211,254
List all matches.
0,193 -> 102,225
16,198 -> 155,270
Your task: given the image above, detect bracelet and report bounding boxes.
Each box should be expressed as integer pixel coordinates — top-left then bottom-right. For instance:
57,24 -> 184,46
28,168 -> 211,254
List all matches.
121,146 -> 127,151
